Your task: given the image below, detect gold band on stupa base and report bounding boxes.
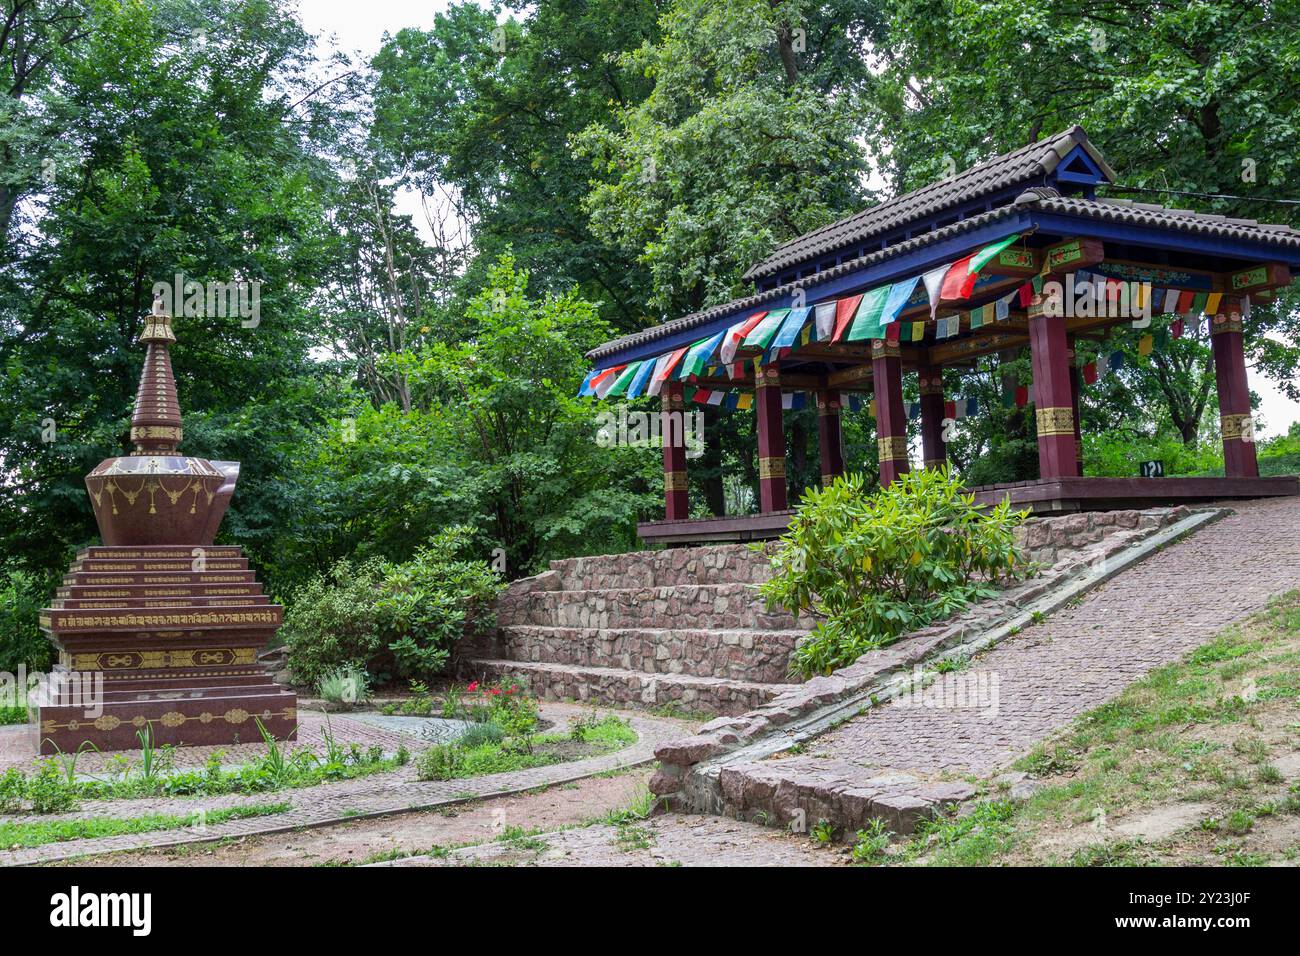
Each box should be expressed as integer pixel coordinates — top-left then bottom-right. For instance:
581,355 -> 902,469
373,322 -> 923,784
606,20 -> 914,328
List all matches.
877,435 -> 908,461
1035,406 -> 1075,437
758,456 -> 785,480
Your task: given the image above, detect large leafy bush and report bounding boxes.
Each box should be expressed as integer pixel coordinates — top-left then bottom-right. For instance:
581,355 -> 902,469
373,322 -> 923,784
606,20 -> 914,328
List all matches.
1,570 -> 53,673
761,469 -> 1028,678
284,527 -> 503,686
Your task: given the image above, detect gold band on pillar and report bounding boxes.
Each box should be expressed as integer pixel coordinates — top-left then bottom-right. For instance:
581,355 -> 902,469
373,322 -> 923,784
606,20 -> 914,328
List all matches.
918,379 -> 943,396
1210,312 -> 1244,335
820,473 -> 837,487
755,366 -> 780,389
758,456 -> 786,480
664,471 -> 687,492
1035,406 -> 1075,437
871,339 -> 900,360
923,458 -> 946,469
877,435 -> 908,461
1220,413 -> 1253,441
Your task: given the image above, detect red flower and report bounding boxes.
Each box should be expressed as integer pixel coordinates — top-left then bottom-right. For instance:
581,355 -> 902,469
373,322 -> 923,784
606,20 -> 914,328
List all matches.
490,687 -> 501,696
466,681 -> 479,692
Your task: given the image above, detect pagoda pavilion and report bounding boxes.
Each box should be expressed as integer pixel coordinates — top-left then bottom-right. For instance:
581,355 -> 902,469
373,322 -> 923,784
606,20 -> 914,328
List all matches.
581,126 -> 1300,545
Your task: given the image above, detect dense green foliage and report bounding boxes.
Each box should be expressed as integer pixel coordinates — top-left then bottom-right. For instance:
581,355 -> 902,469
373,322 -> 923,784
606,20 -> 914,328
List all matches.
762,470 -> 1027,677
282,528 -> 504,686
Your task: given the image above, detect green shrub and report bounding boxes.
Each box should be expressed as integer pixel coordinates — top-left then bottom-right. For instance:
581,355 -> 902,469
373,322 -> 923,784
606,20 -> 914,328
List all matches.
456,722 -> 505,748
284,527 -> 503,686
1259,423 -> 1300,477
27,762 -> 77,814
761,469 -> 1027,678
414,743 -> 461,781
0,767 -> 25,812
1,569 -> 54,673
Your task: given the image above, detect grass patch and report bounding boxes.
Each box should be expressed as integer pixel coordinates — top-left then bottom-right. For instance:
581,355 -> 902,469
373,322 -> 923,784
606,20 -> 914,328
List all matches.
0,802 -> 289,849
414,715 -> 635,781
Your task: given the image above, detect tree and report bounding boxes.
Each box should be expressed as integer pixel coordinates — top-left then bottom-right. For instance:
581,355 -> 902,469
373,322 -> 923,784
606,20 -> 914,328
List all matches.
575,0 -> 876,317
370,0 -> 661,332
867,0 -> 1300,441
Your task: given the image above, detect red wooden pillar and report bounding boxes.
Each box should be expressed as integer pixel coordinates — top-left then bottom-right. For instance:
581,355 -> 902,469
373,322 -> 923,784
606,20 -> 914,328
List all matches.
661,381 -> 689,519
1067,335 -> 1085,475
1028,277 -> 1080,479
815,388 -> 844,486
1211,299 -> 1259,477
917,365 -> 946,470
872,339 -> 909,486
754,365 -> 788,511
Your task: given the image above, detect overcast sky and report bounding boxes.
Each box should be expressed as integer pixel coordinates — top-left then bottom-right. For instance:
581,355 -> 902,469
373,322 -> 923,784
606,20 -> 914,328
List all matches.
295,0 -> 1300,438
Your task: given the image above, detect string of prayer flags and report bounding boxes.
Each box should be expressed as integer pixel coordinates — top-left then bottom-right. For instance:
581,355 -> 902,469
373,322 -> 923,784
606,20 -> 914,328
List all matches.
766,306 -> 812,359
646,351 -> 678,397
625,359 -> 656,399
680,330 -> 727,379
605,360 -> 642,397
883,275 -> 920,324
592,364 -> 626,399
721,312 -> 767,364
741,309 -> 789,351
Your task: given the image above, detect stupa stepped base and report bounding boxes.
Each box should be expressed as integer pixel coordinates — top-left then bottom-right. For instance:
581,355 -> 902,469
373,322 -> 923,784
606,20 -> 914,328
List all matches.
36,545 -> 296,755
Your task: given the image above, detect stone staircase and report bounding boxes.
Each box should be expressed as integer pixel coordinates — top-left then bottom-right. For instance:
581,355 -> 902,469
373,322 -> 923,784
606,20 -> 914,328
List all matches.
462,545 -> 808,715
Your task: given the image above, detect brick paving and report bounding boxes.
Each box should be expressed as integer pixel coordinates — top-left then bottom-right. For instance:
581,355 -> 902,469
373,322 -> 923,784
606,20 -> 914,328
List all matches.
0,703 -> 684,866
773,496 -> 1300,778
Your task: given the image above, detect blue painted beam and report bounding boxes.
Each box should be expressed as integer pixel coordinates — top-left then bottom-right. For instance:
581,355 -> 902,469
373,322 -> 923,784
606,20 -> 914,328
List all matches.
1029,212 -> 1300,269
594,213 -> 1034,369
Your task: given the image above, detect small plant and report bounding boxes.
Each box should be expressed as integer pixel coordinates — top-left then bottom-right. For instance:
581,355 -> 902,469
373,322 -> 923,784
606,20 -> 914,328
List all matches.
28,761 -> 77,814
0,767 -> 25,812
399,679 -> 433,716
810,819 -> 836,844
570,710 -> 604,741
317,664 -> 370,709
456,722 -> 505,748
851,818 -> 892,862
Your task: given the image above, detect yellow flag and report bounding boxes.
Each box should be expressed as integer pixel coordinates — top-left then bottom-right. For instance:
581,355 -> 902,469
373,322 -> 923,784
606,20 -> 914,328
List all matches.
911,321 -> 925,341
737,392 -> 754,410
1138,334 -> 1154,356
868,399 -> 877,418
1205,292 -> 1222,316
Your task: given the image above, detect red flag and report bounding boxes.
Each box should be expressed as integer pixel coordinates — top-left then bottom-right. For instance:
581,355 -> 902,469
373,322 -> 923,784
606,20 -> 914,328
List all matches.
944,400 -> 957,420
1083,361 -> 1098,384
1014,386 -> 1029,407
939,256 -> 976,301
1171,318 -> 1184,340
1017,282 -> 1033,308
885,321 -> 901,344
1175,290 -> 1194,314
832,294 -> 863,342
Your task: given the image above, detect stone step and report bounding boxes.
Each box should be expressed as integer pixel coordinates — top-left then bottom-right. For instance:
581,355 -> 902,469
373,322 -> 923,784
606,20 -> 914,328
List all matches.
494,625 -> 801,684
547,543 -> 775,591
467,659 -> 794,717
715,758 -> 978,836
498,582 -> 805,631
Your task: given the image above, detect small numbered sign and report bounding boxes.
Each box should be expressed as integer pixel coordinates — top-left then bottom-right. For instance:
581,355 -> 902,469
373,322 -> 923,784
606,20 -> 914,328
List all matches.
1139,460 -> 1165,478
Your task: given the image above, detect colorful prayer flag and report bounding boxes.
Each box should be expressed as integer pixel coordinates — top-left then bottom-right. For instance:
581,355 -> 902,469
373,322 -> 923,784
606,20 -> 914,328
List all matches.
940,255 -> 977,301
577,369 -> 596,397
1138,334 -> 1154,356
922,265 -> 949,318
882,276 -> 921,324
814,302 -> 837,340
847,286 -> 890,341
832,294 -> 863,342
680,330 -> 727,379
911,320 -> 926,342
1170,318 -> 1184,340
721,312 -> 767,364
1014,386 -> 1029,407
1205,292 -> 1223,316
625,359 -> 656,398
1083,361 -> 1098,385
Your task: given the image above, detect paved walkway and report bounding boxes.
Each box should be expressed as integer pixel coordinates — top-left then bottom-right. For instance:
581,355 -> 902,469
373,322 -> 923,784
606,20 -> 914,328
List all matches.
381,812 -> 845,867
776,496 -> 1300,778
0,704 -> 685,866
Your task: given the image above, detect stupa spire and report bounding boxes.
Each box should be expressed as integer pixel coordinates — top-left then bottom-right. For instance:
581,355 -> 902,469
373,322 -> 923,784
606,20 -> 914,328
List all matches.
130,293 -> 183,454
